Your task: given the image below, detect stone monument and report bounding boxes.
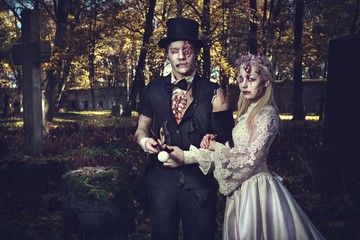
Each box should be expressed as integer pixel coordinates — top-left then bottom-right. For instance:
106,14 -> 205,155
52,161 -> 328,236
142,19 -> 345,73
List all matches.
315,34 -> 360,198
12,9 -> 51,155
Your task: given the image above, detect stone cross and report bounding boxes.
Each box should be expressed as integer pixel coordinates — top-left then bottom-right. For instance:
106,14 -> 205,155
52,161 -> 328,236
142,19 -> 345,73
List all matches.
12,9 -> 51,155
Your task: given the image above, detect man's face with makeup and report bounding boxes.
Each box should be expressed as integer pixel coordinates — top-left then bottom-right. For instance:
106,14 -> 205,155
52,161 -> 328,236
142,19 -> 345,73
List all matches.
167,40 -> 197,80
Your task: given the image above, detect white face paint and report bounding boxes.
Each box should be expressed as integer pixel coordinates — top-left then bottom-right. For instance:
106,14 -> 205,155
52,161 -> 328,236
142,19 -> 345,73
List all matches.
238,63 -> 268,102
167,41 -> 197,80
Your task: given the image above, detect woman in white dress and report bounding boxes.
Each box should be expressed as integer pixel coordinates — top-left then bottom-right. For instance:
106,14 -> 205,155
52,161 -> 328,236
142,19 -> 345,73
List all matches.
164,54 -> 325,240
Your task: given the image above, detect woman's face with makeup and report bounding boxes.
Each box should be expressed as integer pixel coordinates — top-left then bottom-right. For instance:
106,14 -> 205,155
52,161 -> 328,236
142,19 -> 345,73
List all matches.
238,63 -> 268,102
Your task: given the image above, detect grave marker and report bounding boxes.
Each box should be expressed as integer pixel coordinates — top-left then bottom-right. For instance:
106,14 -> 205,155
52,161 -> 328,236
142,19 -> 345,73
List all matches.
12,9 -> 51,155
315,34 -> 360,198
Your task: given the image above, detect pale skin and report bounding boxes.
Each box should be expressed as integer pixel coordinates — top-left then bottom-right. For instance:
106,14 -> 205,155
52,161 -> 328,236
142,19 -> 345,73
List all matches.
134,40 -> 229,166
167,40 -> 197,79
167,62 -> 270,167
238,62 -> 269,102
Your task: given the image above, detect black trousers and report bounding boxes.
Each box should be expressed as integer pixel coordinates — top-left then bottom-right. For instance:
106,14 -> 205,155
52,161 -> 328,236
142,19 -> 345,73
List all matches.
146,167 -> 217,240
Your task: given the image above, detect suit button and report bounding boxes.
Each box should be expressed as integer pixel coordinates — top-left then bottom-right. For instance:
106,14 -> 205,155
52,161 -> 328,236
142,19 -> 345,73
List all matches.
176,130 -> 180,134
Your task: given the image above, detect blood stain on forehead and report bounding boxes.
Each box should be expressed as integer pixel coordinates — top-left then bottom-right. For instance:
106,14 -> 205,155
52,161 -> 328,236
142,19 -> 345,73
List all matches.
183,41 -> 193,56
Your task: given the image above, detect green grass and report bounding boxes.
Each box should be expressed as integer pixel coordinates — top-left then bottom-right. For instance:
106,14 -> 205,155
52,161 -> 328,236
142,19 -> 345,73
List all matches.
0,110 -> 138,128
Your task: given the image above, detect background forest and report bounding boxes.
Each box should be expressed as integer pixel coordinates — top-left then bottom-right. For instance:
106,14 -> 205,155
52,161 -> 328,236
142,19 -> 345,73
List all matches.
0,0 -> 359,120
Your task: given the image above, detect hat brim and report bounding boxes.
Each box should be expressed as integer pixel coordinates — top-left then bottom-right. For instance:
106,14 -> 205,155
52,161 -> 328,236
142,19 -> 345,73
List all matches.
158,37 -> 204,49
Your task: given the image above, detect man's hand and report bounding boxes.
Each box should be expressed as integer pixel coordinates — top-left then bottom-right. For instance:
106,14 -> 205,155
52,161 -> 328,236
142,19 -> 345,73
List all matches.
163,145 -> 185,168
144,138 -> 161,154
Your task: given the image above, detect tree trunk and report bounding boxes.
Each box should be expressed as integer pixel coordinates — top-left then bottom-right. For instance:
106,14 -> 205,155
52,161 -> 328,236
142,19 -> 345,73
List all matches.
201,0 -> 211,81
292,0 -> 304,120
89,0 -> 97,110
123,0 -> 156,116
44,0 -> 71,121
249,0 -> 258,54
56,0 -> 82,108
2,92 -> 10,118
56,56 -> 73,109
220,3 -> 229,92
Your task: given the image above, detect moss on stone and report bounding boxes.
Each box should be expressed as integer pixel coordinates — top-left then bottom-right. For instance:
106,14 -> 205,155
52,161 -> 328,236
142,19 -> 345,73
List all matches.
62,166 -> 131,204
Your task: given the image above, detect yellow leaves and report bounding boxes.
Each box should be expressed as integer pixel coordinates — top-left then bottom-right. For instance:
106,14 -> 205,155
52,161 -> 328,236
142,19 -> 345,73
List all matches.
1,62 -> 12,70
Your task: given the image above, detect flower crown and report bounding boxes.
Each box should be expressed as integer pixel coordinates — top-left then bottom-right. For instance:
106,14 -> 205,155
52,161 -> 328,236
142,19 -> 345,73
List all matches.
235,53 -> 273,70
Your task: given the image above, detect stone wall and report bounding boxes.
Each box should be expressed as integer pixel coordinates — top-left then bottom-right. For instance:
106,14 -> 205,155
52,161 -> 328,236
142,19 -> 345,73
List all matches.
60,87 -> 128,111
2,79 -> 326,115
275,79 -> 326,114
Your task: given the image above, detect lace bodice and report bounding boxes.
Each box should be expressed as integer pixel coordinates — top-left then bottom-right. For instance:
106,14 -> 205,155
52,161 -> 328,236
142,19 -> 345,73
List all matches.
186,104 -> 279,196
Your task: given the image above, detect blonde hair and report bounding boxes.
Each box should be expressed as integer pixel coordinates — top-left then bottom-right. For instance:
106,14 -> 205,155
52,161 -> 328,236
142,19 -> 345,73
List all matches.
235,54 -> 278,128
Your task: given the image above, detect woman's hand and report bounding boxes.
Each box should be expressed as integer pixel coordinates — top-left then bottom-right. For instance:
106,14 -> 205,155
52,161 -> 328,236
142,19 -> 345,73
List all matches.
200,134 -> 217,151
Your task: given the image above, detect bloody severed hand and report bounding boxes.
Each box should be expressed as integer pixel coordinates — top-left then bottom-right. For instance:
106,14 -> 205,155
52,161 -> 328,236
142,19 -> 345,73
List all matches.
171,92 -> 188,124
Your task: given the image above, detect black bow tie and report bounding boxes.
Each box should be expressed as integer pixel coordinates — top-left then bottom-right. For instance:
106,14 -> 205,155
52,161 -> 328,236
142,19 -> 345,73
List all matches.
164,79 -> 188,93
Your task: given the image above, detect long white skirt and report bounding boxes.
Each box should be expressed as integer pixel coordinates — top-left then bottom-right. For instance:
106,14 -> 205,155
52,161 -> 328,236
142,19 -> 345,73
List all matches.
222,172 -> 325,240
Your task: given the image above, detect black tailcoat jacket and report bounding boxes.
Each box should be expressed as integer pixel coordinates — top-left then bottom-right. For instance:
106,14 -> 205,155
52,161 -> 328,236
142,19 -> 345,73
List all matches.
138,73 -> 234,190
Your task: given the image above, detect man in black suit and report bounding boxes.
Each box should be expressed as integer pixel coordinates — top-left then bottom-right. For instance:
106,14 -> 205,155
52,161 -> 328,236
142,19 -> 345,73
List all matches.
134,17 -> 234,240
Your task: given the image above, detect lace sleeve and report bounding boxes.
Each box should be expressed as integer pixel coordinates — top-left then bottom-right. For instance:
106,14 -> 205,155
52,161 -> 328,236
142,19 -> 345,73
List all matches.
184,141 -> 231,174
212,107 -> 279,195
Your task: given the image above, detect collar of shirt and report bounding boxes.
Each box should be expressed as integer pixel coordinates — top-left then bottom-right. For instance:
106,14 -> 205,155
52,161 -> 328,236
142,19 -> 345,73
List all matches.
171,72 -> 195,84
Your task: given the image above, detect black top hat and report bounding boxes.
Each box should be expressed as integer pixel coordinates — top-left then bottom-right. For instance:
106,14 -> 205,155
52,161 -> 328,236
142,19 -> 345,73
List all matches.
158,17 -> 204,49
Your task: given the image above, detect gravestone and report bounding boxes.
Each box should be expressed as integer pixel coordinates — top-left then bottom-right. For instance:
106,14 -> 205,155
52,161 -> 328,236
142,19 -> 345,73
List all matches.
12,9 -> 51,155
315,34 -> 360,198
62,167 -> 135,239
111,105 -> 122,116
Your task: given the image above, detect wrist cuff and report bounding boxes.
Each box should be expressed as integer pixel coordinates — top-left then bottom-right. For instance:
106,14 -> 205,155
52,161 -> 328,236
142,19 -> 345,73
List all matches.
184,151 -> 197,165
139,137 -> 150,152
